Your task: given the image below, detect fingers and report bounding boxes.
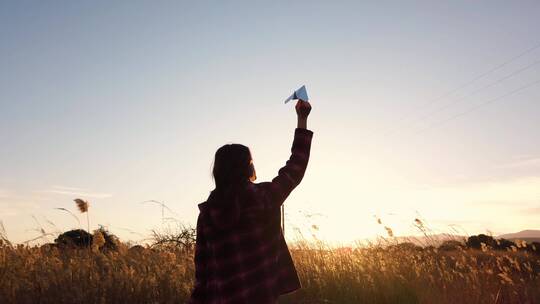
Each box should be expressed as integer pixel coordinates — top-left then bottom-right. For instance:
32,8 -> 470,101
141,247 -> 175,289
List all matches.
298,100 -> 311,111
295,100 -> 311,108
295,100 -> 303,111
295,100 -> 312,118
296,100 -> 309,107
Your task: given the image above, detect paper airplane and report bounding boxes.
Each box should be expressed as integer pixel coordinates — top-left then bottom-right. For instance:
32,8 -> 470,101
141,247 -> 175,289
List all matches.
284,85 -> 309,104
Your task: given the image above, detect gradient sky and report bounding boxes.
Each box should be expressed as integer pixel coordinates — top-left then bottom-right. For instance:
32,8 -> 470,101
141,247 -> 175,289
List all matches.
1,1 -> 539,244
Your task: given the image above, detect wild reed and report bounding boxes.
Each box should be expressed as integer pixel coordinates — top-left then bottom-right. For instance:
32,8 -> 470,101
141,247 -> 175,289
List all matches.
1,234 -> 539,303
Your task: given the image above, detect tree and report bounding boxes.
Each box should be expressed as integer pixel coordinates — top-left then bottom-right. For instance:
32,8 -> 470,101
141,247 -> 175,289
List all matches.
439,240 -> 464,251
55,229 -> 92,248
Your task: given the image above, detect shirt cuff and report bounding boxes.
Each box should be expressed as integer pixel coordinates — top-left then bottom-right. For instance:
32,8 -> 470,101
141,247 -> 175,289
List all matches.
295,128 -> 314,138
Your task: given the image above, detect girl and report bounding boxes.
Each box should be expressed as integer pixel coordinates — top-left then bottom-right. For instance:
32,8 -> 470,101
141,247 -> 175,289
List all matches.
190,100 -> 313,304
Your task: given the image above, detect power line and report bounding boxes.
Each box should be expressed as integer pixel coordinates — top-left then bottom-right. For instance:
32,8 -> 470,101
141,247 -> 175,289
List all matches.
366,41 -> 540,137
413,78 -> 540,135
385,58 -> 540,137
436,41 -> 540,97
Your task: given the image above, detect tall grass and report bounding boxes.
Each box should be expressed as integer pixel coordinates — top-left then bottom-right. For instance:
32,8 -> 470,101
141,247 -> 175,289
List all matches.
283,242 -> 540,303
0,237 -> 539,303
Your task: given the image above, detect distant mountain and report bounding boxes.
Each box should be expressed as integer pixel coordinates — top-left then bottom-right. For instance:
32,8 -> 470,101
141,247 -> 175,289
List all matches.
392,233 -> 466,246
498,230 -> 540,241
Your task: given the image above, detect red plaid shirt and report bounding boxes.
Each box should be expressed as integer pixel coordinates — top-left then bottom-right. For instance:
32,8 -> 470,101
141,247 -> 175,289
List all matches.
190,128 -> 313,304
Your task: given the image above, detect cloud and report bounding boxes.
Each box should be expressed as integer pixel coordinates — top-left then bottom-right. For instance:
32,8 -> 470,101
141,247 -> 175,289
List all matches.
0,189 -> 11,198
51,185 -> 87,192
0,210 -> 18,217
0,193 -> 40,217
411,176 -> 540,206
498,156 -> 540,169
40,186 -> 113,199
520,206 -> 540,215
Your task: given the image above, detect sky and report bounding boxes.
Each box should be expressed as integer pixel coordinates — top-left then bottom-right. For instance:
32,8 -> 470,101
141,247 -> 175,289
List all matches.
1,1 -> 539,245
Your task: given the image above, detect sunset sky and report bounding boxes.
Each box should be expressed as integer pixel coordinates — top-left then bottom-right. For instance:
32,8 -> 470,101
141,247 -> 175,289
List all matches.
1,1 -> 539,244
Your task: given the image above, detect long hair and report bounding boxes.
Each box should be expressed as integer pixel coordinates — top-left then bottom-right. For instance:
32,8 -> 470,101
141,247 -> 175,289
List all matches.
212,144 -> 256,196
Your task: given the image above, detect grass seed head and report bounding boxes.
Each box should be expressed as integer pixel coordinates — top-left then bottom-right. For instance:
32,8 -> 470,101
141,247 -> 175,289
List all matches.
74,198 -> 89,213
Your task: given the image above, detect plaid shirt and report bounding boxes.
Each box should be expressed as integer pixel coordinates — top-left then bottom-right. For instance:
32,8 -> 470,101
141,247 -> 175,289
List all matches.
190,128 -> 313,304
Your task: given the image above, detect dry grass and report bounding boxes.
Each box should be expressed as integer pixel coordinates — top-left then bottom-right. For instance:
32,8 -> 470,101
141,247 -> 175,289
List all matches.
1,237 -> 539,304
283,242 -> 540,303
0,242 -> 194,304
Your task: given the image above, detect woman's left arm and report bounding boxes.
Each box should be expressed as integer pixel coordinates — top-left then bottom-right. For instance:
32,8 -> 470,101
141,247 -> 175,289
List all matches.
189,215 -> 209,303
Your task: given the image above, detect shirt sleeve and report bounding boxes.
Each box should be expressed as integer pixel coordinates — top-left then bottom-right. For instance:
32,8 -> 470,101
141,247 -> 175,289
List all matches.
264,128 -> 313,207
189,215 -> 209,303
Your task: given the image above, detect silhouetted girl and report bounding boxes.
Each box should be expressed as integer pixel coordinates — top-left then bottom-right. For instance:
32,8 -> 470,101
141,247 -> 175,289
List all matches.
190,100 -> 313,304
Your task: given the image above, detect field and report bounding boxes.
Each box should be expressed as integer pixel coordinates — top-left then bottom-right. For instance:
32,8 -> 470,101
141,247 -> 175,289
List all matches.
1,235 -> 539,304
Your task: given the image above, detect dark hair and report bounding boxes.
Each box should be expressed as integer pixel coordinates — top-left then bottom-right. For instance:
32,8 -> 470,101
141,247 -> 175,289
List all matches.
212,144 -> 256,193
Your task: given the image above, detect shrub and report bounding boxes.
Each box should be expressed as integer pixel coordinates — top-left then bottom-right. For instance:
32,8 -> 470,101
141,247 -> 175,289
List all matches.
54,229 -> 92,248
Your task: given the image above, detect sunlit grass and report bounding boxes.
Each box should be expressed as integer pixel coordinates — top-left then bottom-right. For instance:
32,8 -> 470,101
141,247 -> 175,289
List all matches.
1,234 -> 539,304
282,241 -> 540,303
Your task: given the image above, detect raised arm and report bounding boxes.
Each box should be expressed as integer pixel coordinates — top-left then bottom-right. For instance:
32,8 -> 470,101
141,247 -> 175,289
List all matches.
265,100 -> 313,206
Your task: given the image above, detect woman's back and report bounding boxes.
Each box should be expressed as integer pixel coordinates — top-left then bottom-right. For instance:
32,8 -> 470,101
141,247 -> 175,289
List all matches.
190,101 -> 313,304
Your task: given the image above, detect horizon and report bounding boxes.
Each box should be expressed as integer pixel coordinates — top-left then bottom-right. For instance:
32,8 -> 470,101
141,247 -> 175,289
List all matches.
1,1 -> 540,244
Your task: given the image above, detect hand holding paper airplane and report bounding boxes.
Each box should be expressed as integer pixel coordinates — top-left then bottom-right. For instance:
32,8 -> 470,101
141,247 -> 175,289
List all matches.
295,98 -> 311,119
284,85 -> 309,103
